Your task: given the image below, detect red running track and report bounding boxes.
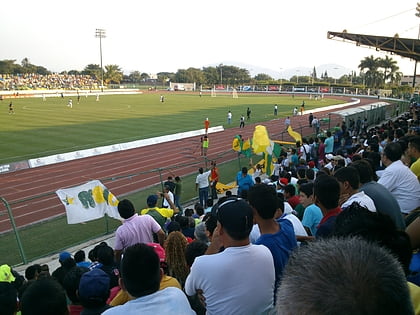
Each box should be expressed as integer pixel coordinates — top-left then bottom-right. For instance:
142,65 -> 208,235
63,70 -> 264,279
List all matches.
0,96 -> 374,233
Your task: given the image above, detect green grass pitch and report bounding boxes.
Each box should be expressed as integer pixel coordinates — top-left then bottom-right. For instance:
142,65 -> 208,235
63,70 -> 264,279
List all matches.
0,92 -> 340,164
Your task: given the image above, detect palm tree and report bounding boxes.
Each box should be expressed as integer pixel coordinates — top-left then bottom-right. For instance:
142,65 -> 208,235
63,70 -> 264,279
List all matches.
379,56 -> 398,83
359,55 -> 381,88
104,65 -> 123,84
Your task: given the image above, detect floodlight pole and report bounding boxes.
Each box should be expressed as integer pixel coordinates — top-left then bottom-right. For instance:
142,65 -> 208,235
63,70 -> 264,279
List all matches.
95,28 -> 106,92
219,63 -> 223,85
413,4 -> 420,89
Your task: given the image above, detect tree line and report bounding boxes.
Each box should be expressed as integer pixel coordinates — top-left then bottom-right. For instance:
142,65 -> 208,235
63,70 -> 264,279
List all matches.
0,56 -> 407,90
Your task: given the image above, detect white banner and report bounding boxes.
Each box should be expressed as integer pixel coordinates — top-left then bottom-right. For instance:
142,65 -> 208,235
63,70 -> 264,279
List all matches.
56,180 -> 121,224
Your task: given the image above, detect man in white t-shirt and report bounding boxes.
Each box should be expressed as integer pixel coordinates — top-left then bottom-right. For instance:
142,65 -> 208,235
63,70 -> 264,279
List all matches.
185,198 -> 275,314
195,167 -> 211,208
378,142 -> 420,214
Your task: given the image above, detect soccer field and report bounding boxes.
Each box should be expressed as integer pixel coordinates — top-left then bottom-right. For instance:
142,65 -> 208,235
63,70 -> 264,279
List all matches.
0,92 -> 340,164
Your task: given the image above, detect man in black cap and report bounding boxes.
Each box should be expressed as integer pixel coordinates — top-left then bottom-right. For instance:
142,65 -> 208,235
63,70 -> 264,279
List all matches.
185,197 -> 275,314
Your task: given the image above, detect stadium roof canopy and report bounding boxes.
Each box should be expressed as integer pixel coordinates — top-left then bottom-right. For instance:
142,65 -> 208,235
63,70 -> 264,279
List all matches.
327,31 -> 420,62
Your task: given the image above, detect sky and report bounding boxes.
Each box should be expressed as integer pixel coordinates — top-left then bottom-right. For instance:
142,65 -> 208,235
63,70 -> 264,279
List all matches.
1,0 -> 419,79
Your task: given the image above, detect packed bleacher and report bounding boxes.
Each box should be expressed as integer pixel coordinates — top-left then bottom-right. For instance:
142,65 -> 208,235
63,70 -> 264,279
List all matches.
2,101 -> 420,314
0,73 -> 100,90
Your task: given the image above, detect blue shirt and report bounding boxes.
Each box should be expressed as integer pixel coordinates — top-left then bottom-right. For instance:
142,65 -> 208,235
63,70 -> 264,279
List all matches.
301,203 -> 323,236
255,219 -> 297,299
236,172 -> 254,194
324,136 -> 334,153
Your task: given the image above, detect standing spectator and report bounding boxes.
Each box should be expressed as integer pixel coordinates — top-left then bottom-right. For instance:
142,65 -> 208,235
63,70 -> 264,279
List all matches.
312,116 -> 319,135
246,107 -> 251,120
236,167 -> 254,197
210,161 -> 219,200
239,115 -> 245,128
103,244 -> 194,314
308,112 -> 314,127
163,176 -> 175,193
195,167 -> 211,208
202,135 -> 209,156
378,142 -> 420,214
114,199 -> 165,263
8,102 -> 14,114
227,110 -> 232,124
284,116 -> 291,131
140,194 -> 175,231
324,131 -> 334,154
185,198 -> 275,314
159,185 -> 176,210
173,176 -> 183,212
204,118 -> 210,134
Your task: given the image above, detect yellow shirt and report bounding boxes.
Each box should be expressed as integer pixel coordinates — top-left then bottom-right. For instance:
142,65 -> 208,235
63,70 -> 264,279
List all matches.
109,275 -> 182,306
410,157 -> 420,181
408,282 -> 420,315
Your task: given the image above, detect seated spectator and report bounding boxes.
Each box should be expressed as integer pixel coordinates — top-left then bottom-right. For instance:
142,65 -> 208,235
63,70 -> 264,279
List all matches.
333,166 -> 376,211
185,241 -> 208,268
103,244 -> 194,314
52,251 -> 76,286
20,278 -> 68,315
299,182 -> 323,236
350,159 -> 405,230
0,282 -> 18,315
97,244 -> 119,288
408,135 -> 420,180
378,142 -> 420,214
185,198 -> 275,314
62,266 -> 89,315
283,184 -> 305,220
175,215 -> 195,240
164,231 -> 189,288
194,222 -> 209,244
25,264 -> 41,282
314,174 -> 342,238
248,184 -> 297,301
277,237 -> 414,314
75,250 -> 91,269
109,243 -> 181,307
78,269 -> 112,314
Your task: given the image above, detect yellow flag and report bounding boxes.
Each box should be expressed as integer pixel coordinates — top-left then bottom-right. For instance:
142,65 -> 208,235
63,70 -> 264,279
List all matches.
287,126 -> 302,144
252,125 -> 271,154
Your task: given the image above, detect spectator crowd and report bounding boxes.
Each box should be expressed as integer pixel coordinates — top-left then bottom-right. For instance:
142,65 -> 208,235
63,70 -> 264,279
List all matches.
1,100 -> 420,314
0,73 -> 100,90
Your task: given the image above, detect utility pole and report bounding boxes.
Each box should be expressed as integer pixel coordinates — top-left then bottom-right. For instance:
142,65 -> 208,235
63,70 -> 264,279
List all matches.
413,3 -> 420,89
95,28 -> 106,92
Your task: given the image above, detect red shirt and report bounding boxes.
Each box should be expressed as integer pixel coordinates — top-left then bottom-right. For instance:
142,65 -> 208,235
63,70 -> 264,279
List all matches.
319,207 -> 342,225
287,195 -> 301,209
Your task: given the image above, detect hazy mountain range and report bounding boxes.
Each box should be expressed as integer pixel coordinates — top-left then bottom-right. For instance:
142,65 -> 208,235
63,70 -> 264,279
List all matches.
211,61 -> 354,80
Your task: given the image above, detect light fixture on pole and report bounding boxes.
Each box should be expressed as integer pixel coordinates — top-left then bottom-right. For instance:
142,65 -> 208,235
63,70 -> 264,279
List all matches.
95,28 -> 106,92
413,3 -> 420,88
